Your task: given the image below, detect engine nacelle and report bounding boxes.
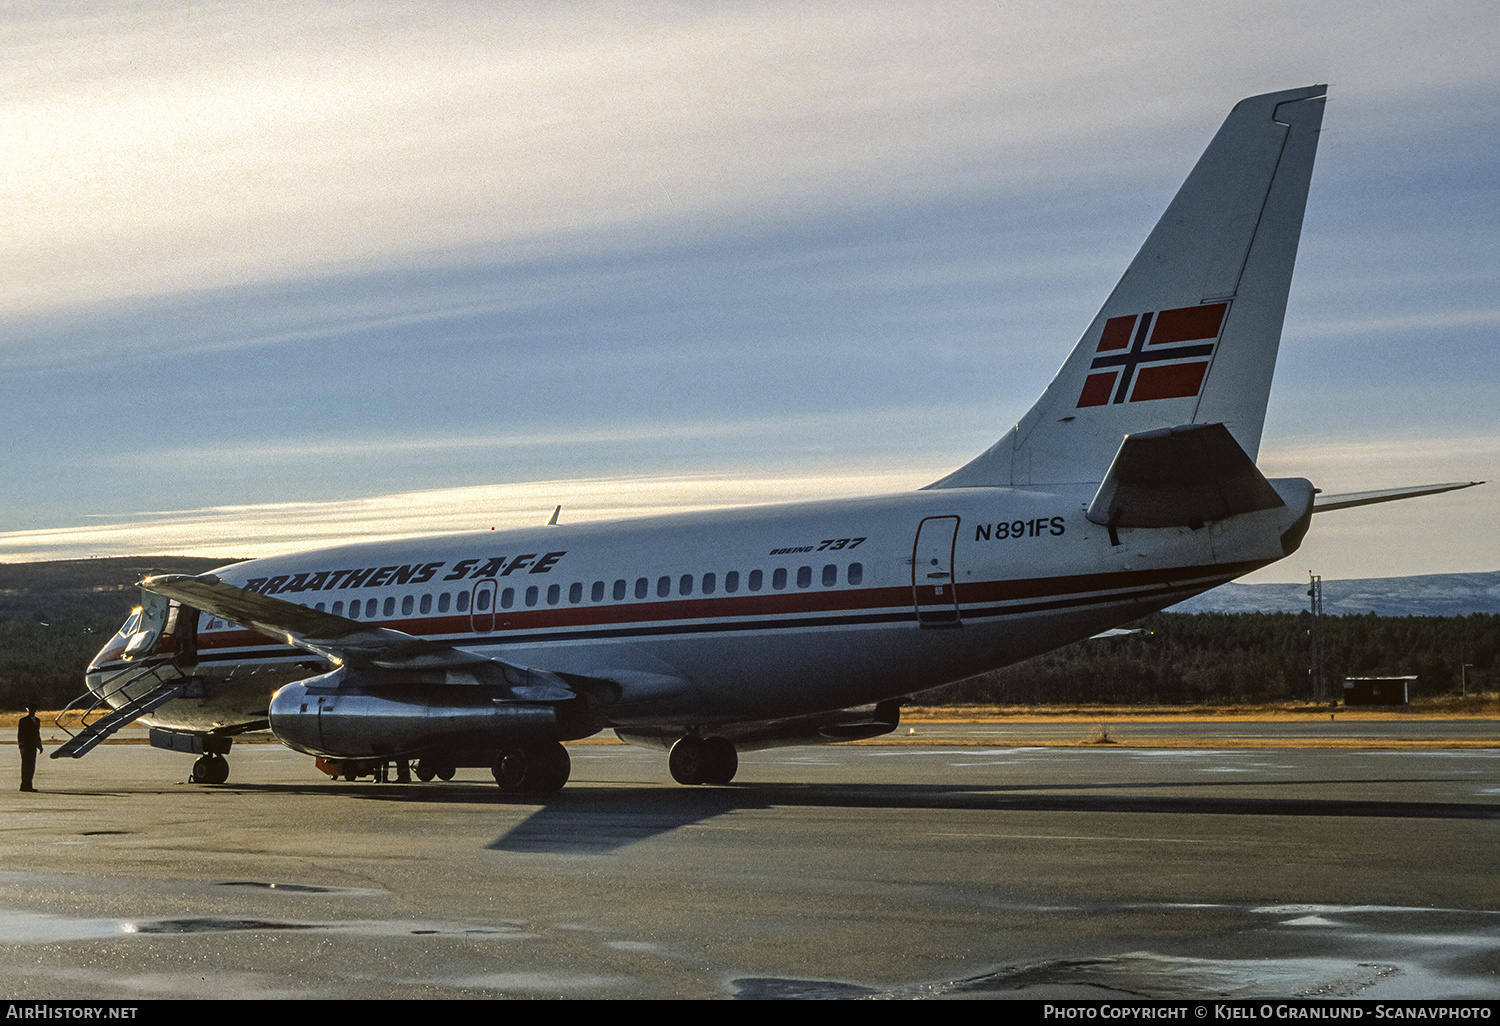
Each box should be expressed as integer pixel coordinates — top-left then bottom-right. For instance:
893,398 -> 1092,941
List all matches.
268,668 -> 597,760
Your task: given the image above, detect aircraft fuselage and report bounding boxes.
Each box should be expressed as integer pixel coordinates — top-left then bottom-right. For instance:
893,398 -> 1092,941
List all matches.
88,480 -> 1314,742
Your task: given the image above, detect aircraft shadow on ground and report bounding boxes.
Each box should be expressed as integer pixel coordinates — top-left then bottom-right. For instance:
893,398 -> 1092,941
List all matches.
485,780 -> 1499,854
204,778 -> 1498,854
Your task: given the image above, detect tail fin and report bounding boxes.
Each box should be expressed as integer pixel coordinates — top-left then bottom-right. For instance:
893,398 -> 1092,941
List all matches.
929,85 -> 1327,489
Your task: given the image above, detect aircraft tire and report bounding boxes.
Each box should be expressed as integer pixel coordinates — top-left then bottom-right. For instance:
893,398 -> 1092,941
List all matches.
526,743 -> 570,792
493,749 -> 529,791
192,753 -> 229,785
493,743 -> 570,793
668,737 -> 707,785
414,761 -> 436,782
702,737 -> 738,785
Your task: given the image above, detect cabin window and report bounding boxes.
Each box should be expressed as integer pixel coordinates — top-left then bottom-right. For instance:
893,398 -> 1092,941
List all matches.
592,581 -> 605,602
635,577 -> 649,599
822,564 -> 837,587
366,599 -> 378,618
419,594 -> 432,614
475,590 -> 491,613
456,591 -> 470,613
748,570 -> 763,592
500,588 -> 514,609
772,568 -> 787,590
657,576 -> 671,598
679,574 -> 693,596
796,566 -> 812,588
547,584 -> 561,605
525,586 -> 539,607
570,582 -> 584,604
702,572 -> 716,595
333,601 -> 345,616
438,593 -> 450,613
848,563 -> 863,586
725,571 -> 740,593
614,579 -> 627,601
402,595 -> 414,615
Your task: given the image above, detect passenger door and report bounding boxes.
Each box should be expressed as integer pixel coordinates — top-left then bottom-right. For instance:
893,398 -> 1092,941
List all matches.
912,516 -> 961,627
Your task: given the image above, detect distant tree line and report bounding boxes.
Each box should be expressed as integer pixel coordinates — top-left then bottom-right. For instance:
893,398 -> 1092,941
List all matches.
0,557 -> 229,711
2,558 -> 1496,711
926,610 -> 1498,706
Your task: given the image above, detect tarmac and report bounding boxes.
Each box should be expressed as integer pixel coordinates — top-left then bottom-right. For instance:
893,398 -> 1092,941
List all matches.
1,717 -> 1496,1000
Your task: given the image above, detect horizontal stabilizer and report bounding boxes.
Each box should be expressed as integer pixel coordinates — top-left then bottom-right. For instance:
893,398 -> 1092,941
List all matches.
1313,481 -> 1484,513
1086,422 -> 1285,532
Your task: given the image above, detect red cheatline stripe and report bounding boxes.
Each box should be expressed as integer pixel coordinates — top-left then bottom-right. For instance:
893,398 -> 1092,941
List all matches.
163,559 -> 1263,660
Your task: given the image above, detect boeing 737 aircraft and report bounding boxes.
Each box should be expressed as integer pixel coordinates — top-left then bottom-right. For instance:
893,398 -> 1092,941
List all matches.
62,86 -> 1479,789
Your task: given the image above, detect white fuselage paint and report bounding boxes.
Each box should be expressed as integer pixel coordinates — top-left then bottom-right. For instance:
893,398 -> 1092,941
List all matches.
88,480 -> 1314,737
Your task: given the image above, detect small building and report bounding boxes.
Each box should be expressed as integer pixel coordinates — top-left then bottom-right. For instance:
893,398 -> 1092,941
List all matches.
1342,676 -> 1416,706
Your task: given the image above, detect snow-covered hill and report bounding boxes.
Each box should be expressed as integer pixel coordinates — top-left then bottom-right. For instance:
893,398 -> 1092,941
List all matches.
1170,570 -> 1500,617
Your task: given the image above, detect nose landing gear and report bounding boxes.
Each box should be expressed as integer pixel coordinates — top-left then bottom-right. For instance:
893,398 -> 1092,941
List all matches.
190,753 -> 229,785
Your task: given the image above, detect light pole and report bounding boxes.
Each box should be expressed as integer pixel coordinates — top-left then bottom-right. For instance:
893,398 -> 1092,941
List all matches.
1307,573 -> 1323,703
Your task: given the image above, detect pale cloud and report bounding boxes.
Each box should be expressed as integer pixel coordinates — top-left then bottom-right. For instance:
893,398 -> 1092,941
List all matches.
1244,435 -> 1498,583
1,1 -> 1496,588
7,1 -> 1496,317
0,469 -> 930,563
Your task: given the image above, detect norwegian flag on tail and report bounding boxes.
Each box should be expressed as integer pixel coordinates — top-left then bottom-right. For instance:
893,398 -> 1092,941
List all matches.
1076,302 -> 1229,407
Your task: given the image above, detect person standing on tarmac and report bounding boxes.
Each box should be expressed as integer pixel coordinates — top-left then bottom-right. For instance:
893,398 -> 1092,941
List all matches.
18,705 -> 42,792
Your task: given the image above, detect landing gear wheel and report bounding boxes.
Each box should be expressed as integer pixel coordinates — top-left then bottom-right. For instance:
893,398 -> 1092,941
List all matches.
668,736 -> 705,784
414,760 -> 436,782
670,736 -> 737,785
492,743 -> 571,793
493,748 -> 530,791
702,736 -> 738,785
191,753 -> 229,785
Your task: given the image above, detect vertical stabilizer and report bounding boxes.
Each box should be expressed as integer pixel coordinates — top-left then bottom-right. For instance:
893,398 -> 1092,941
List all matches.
929,85 -> 1326,489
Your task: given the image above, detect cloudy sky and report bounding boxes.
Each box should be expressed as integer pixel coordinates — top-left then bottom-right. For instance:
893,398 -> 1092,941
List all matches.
1,1 -> 1496,584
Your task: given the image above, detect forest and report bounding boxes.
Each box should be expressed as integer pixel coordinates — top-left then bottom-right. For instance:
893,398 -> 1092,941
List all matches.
924,608 -> 1497,706
0,556 -> 226,711
1,557 -> 1495,711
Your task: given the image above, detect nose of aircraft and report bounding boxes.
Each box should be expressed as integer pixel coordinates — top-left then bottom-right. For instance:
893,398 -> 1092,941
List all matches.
87,608 -> 143,671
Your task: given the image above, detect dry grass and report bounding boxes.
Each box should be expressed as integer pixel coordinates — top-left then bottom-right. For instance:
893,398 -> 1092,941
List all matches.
1083,723 -> 1118,745
901,693 -> 1500,722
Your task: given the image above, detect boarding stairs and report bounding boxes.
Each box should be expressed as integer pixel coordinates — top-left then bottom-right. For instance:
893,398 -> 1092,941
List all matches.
51,659 -> 188,760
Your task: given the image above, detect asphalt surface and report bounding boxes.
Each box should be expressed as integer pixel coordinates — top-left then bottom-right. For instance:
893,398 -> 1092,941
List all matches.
2,720 -> 1496,1000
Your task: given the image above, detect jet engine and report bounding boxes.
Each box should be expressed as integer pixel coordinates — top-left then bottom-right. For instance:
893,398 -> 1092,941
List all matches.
268,667 -> 598,763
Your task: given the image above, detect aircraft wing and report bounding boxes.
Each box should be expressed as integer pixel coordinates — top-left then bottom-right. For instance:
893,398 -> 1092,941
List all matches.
141,573 -> 496,671
1313,481 -> 1483,513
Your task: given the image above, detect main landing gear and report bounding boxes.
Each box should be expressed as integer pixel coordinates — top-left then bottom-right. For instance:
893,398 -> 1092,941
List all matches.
190,753 -> 229,785
668,736 -> 738,785
491,742 -> 571,793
